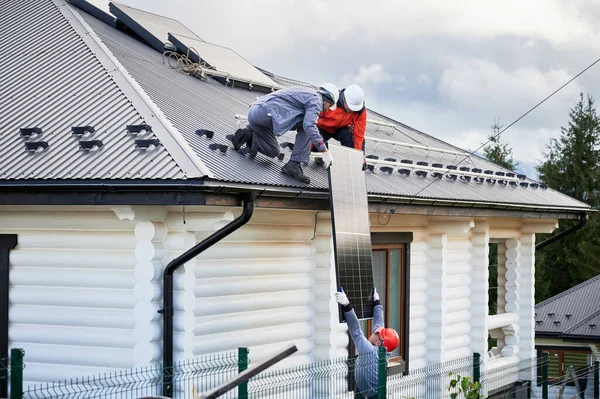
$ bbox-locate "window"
[351,233,411,361]
[536,347,592,385]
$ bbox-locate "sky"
[115,0,600,177]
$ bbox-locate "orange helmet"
[376,327,399,352]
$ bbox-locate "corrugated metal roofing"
[110,2,204,52]
[535,274,600,338]
[78,9,589,210]
[0,0,186,180]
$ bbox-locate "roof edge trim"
[56,0,214,179]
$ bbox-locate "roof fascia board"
[55,0,213,179]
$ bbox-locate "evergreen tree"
[536,93,600,301]
[483,120,519,171]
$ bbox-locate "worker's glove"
[372,287,379,302]
[335,288,350,306]
[321,150,333,170]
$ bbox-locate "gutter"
[160,192,255,397]
[536,212,587,251]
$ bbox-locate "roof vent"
[381,158,396,173]
[126,124,152,134]
[398,169,411,176]
[135,139,160,150]
[446,165,457,170]
[71,126,95,136]
[281,142,295,150]
[79,140,104,151]
[196,129,214,139]
[590,324,597,329]
[209,143,228,153]
[432,163,443,168]
[400,159,413,164]
[20,127,42,137]
[24,141,49,152]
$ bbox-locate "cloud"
[343,64,393,86]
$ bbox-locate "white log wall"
[0,205,557,392]
[1,209,139,384]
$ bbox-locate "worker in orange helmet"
[315,84,367,165]
[335,286,399,398]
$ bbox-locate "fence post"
[238,347,249,399]
[594,360,599,399]
[473,353,480,383]
[10,348,24,399]
[377,346,387,399]
[541,351,548,399]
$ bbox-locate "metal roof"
[78,9,589,211]
[109,2,204,53]
[0,0,591,212]
[535,274,600,339]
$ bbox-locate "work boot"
[315,157,325,166]
[282,161,311,184]
[229,128,252,151]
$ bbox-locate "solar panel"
[109,2,204,53]
[328,143,375,322]
[168,33,280,91]
[70,0,114,26]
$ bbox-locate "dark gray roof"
[1,0,209,180]
[0,0,591,213]
[535,274,600,339]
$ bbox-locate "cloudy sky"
[117,0,600,177]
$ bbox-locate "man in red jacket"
[315,84,366,165]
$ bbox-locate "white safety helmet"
[318,83,339,110]
[344,84,364,112]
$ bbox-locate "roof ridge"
[62,0,213,179]
[562,308,600,335]
[536,273,600,308]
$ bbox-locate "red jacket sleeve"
[353,109,367,150]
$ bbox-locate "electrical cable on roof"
[380,53,600,219]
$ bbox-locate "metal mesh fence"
[23,352,238,399]
[387,355,474,398]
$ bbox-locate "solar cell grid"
[328,144,375,321]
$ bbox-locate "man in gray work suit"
[336,287,400,398]
[228,84,338,184]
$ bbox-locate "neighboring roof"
[0,0,592,213]
[535,274,600,339]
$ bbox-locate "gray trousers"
[247,104,312,163]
